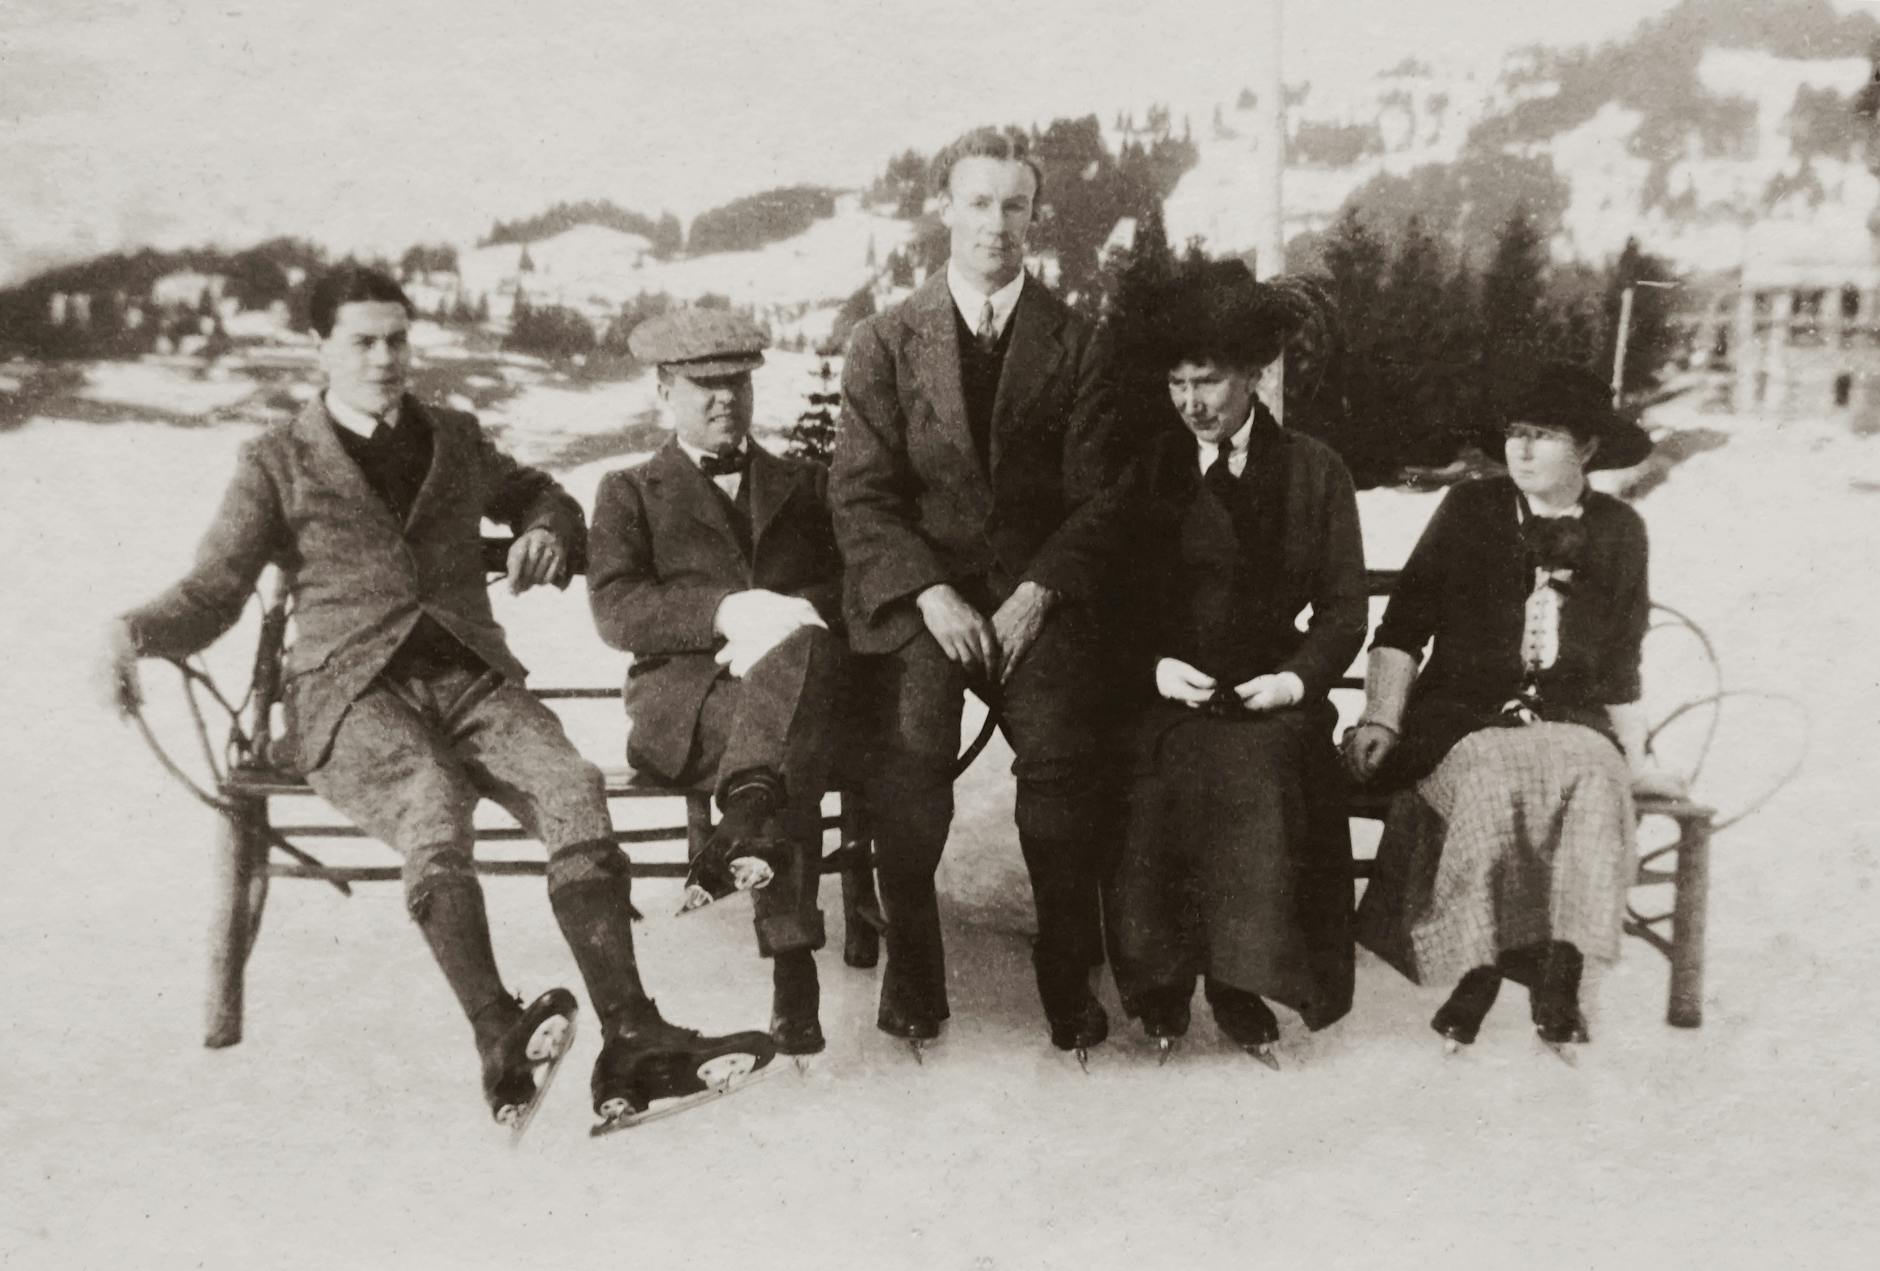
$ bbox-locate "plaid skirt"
[1355,722,1635,986]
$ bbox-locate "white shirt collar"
[675,435,747,468]
[1196,412,1254,476]
[325,391,389,439]
[946,262,1025,340]
[675,434,748,495]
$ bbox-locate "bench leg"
[838,798,883,970]
[684,794,712,863]
[204,794,266,1049]
[1666,815,1712,1029]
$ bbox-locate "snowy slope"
[2,384,1877,1269]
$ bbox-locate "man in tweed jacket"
[99,266,765,1128]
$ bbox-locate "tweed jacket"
[121,395,583,773]
[586,437,843,779]
[830,271,1123,653]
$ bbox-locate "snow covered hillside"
[2,375,1876,1268]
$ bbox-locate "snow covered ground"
[2,374,1876,1270]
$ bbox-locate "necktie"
[1205,443,1237,498]
[698,447,747,478]
[975,298,998,353]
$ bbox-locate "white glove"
[713,590,825,679]
[1233,672,1304,712]
[1155,657,1217,707]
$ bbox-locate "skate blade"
[1074,1047,1091,1075]
[1155,1038,1178,1067]
[586,1060,778,1135]
[906,1039,927,1065]
[1442,1038,1464,1057]
[589,1057,781,1137]
[502,1010,578,1146]
[1539,1038,1581,1068]
[1246,1044,1282,1072]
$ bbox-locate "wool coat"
[586,437,843,781]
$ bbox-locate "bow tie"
[698,447,747,478]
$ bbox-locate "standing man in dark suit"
[831,126,1125,1057]
[99,266,772,1131]
[588,309,847,1058]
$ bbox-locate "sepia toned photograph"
[2,1,1875,1266]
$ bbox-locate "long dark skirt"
[1108,703,1354,1030]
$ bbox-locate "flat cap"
[628,308,768,376]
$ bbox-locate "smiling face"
[319,300,411,418]
[660,367,754,454]
[1167,359,1258,447]
[1504,420,1598,499]
[939,155,1037,292]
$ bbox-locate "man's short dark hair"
[930,126,1045,203]
[308,265,414,339]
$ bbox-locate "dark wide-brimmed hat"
[1149,259,1316,372]
[1483,359,1654,471]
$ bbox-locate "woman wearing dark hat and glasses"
[1344,360,1682,1053]
[1106,262,1369,1064]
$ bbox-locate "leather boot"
[769,949,824,1055]
[550,874,652,1038]
[1431,966,1502,1047]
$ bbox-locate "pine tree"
[783,360,841,465]
[1481,204,1548,362]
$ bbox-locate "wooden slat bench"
[1336,570,1718,1029]
[194,544,884,1050]
[187,553,1718,1050]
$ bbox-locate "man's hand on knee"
[916,583,997,679]
[990,581,1057,686]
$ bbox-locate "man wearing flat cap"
[1106,259,1367,1063]
[831,125,1127,1058]
[588,307,847,1057]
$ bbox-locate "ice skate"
[1432,967,1502,1054]
[877,999,941,1063]
[1136,986,1192,1067]
[1048,997,1109,1074]
[770,951,824,1074]
[589,1006,778,1136]
[1531,942,1589,1065]
[474,988,579,1143]
[1206,979,1281,1071]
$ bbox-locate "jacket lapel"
[909,275,992,513]
[645,437,746,559]
[748,444,800,554]
[292,396,402,533]
[402,398,454,533]
[988,278,1065,476]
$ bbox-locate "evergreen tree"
[783,360,841,465]
[1480,204,1549,361]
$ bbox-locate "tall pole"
[1255,0,1287,421]
[1611,284,1636,408]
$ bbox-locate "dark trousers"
[857,595,1116,1023]
[629,625,846,956]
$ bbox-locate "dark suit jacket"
[587,437,843,778]
[122,395,584,772]
[830,271,1121,653]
